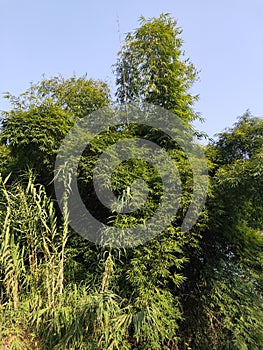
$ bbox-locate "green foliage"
[0,144,14,177]
[3,75,110,118]
[115,14,200,122]
[209,110,263,165]
[0,174,69,349]
[0,75,110,185]
[180,112,263,349]
[54,103,198,348]
[0,14,262,350]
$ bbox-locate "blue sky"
[1,0,263,139]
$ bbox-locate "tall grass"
[0,174,180,349]
[0,174,69,348]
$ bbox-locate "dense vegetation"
[0,14,262,350]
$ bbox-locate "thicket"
[0,14,262,350]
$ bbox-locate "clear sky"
[1,0,263,139]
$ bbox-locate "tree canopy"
[0,75,110,183]
[115,14,200,122]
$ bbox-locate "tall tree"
[115,13,200,122]
[109,14,207,348]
